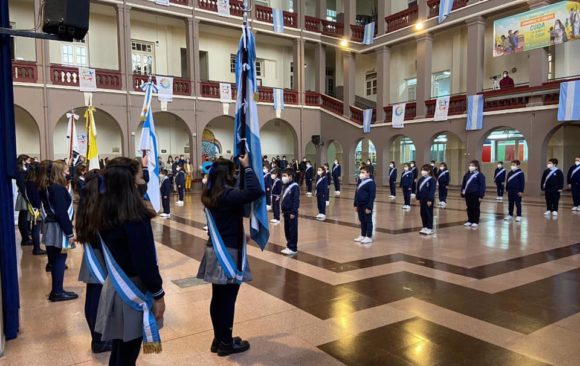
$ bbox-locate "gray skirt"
[42,222,76,249]
[78,246,107,284]
[15,193,27,211]
[196,246,253,285]
[95,277,145,342]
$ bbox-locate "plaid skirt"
[196,245,253,285]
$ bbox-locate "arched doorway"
[261,119,298,160]
[305,141,317,164]
[481,127,528,183]
[15,106,41,159]
[355,137,376,170]
[135,112,192,161]
[54,108,123,160]
[546,123,580,169]
[430,132,465,185]
[326,141,344,165]
[389,135,416,166]
[203,116,235,160]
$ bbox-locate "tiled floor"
[2,186,580,365]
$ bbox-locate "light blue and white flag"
[363,109,373,134]
[466,95,484,131]
[139,81,161,212]
[233,24,270,251]
[363,22,375,45]
[558,80,580,121]
[273,88,284,111]
[273,8,285,33]
[438,0,454,23]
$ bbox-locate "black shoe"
[217,338,250,357]
[91,340,113,354]
[48,291,78,302]
[33,249,47,256]
[21,240,33,246]
[45,263,52,272]
[211,337,241,353]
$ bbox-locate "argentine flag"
[273,88,284,111]
[273,8,284,33]
[362,22,375,45]
[363,109,373,134]
[558,80,580,121]
[139,81,161,213]
[233,25,270,250]
[466,95,484,131]
[438,0,454,24]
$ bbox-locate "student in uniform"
[175,163,186,207]
[504,160,525,222]
[25,162,46,256]
[400,163,414,210]
[315,166,328,221]
[270,169,282,225]
[388,161,397,199]
[74,165,88,199]
[461,160,486,228]
[280,169,300,255]
[365,159,375,178]
[417,164,437,235]
[332,159,341,196]
[159,169,171,218]
[430,160,439,176]
[541,158,565,217]
[410,161,418,197]
[263,164,272,210]
[304,161,314,197]
[324,163,331,206]
[567,156,580,211]
[15,154,32,246]
[39,160,78,302]
[353,166,376,245]
[494,161,506,202]
[437,162,450,208]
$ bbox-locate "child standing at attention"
[541,158,565,217]
[304,161,314,197]
[437,162,449,208]
[410,161,418,197]
[494,161,506,202]
[504,160,525,222]
[324,163,331,206]
[281,169,300,255]
[417,164,437,235]
[461,160,486,228]
[388,161,397,199]
[567,156,580,211]
[160,169,171,218]
[263,164,272,211]
[175,163,185,207]
[315,166,328,221]
[353,166,376,244]
[400,163,413,210]
[270,169,282,225]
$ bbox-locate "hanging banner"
[217,0,230,17]
[156,76,173,102]
[79,67,97,92]
[155,0,169,5]
[219,82,233,102]
[433,96,450,121]
[493,1,580,57]
[392,103,406,129]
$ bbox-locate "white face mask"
[497,165,503,169]
[359,173,367,180]
[404,167,409,171]
[318,171,323,176]
[263,168,268,173]
[547,163,554,169]
[389,164,394,168]
[430,164,435,167]
[439,167,445,171]
[421,170,429,177]
[202,177,208,185]
[282,177,290,184]
[335,161,338,165]
[576,161,580,166]
[511,166,518,171]
[410,163,415,167]
[307,164,311,168]
[469,166,476,172]
[271,174,276,180]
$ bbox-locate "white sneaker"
[504,216,513,221]
[471,223,479,228]
[267,205,272,211]
[203,225,208,231]
[464,222,472,227]
[515,216,522,222]
[326,201,330,206]
[389,195,396,199]
[317,214,326,221]
[440,202,447,208]
[159,213,169,218]
[552,211,558,217]
[544,211,551,216]
[411,193,416,198]
[270,219,280,224]
[354,236,364,242]
[404,205,411,210]
[499,197,503,202]
[572,206,578,211]
[361,237,373,244]
[306,192,312,197]
[335,191,341,196]
[424,229,433,236]
[281,248,297,255]
[419,228,428,234]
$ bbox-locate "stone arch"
[543,122,580,170]
[326,140,344,164]
[388,134,416,166]
[261,119,299,160]
[305,141,317,164]
[349,137,377,182]
[428,131,466,185]
[14,105,41,159]
[202,115,236,160]
[134,112,194,162]
[479,126,529,182]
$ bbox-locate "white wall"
[9,0,36,61]
[261,119,297,158]
[555,41,580,79]
[391,0,409,15]
[204,117,235,158]
[432,28,467,95]
[389,40,416,103]
[355,52,376,100]
[89,9,119,70]
[135,113,191,158]
[15,107,40,157]
[304,47,316,91]
[269,0,293,11]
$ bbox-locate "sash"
[462,172,479,195]
[402,171,413,179]
[507,170,523,183]
[494,168,505,180]
[272,178,281,198]
[204,208,247,284]
[419,176,432,191]
[83,244,106,285]
[98,234,162,354]
[357,178,372,191]
[411,167,417,175]
[543,168,559,189]
[437,170,448,182]
[571,165,580,179]
[316,176,326,187]
[282,182,298,203]
[305,167,312,176]
[46,188,75,252]
[333,165,339,174]
[389,168,396,177]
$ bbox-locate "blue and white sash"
[389,168,396,177]
[508,170,523,183]
[462,172,479,195]
[282,182,299,203]
[357,178,372,191]
[543,168,559,189]
[204,208,247,284]
[437,170,448,182]
[571,165,580,179]
[419,177,432,191]
[83,244,106,285]
[495,168,505,180]
[333,165,339,174]
[316,176,326,187]
[98,234,162,354]
[402,171,413,179]
[272,178,281,199]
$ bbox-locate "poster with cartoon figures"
[494,1,580,57]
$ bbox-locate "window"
[365,72,377,96]
[399,137,416,163]
[288,0,294,12]
[230,54,237,73]
[547,48,554,80]
[406,78,417,101]
[131,40,155,75]
[290,62,294,89]
[430,134,448,162]
[326,9,337,22]
[61,40,88,67]
[482,129,528,163]
[432,70,451,98]
[62,45,74,65]
[256,59,264,77]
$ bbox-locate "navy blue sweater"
[25,181,41,209]
[40,184,73,238]
[494,167,506,184]
[175,170,185,187]
[160,177,171,197]
[305,167,314,181]
[417,176,436,201]
[541,168,564,192]
[461,171,486,198]
[388,167,397,184]
[567,164,580,185]
[332,164,341,179]
[281,183,300,215]
[400,171,414,188]
[101,218,164,299]
[354,178,376,210]
[506,169,525,192]
[315,175,328,198]
[437,170,450,186]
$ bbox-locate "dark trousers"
[31,221,41,252]
[420,200,434,229]
[18,210,30,244]
[317,194,326,214]
[210,284,241,344]
[162,197,170,214]
[508,191,522,216]
[299,172,304,186]
[326,188,330,201]
[411,180,417,194]
[177,187,184,201]
[389,181,396,196]
[357,207,373,237]
[465,193,481,224]
[46,246,67,294]
[403,187,411,205]
[572,184,580,206]
[306,180,312,193]
[283,212,298,251]
[85,283,106,345]
[272,197,280,220]
[496,183,504,197]
[438,184,448,203]
[109,337,142,366]
[333,177,340,191]
[545,190,561,212]
[266,189,271,205]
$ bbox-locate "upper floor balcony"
[197,0,297,27]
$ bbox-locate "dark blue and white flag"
[363,22,375,45]
[466,94,484,131]
[363,109,373,134]
[438,0,454,23]
[139,81,161,212]
[558,80,580,121]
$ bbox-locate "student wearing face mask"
[159,169,171,219]
[353,166,376,245]
[437,162,449,208]
[410,161,418,197]
[430,160,439,177]
[315,166,328,221]
[324,163,332,206]
[504,160,525,222]
[365,159,375,178]
[461,160,486,228]
[494,161,506,202]
[388,161,397,199]
[417,165,437,235]
[263,164,272,211]
[541,158,564,217]
[567,156,580,211]
[332,160,341,196]
[281,169,300,255]
[400,163,414,210]
[304,161,314,197]
[175,163,185,207]
[270,169,282,225]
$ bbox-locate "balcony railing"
[169,0,189,5]
[199,81,297,104]
[384,102,416,122]
[349,106,376,125]
[12,60,37,83]
[254,5,297,28]
[197,0,243,15]
[132,74,191,96]
[425,95,467,117]
[321,20,344,37]
[350,25,364,42]
[50,65,122,90]
[305,91,321,106]
[200,80,235,99]
[427,0,469,19]
[321,94,344,115]
[305,16,322,32]
[385,6,418,33]
[95,69,122,90]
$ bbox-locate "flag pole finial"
[242,0,251,26]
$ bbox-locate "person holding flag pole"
[196,0,268,357]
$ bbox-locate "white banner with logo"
[392,103,406,129]
[220,83,233,102]
[157,76,174,102]
[79,67,97,92]
[434,96,450,121]
[217,0,230,17]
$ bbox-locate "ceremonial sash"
[357,178,372,191]
[495,168,505,180]
[508,170,523,183]
[402,171,413,179]
[83,244,106,285]
[419,177,432,191]
[282,182,298,203]
[46,188,75,252]
[316,176,326,187]
[571,165,580,179]
[98,234,162,354]
[462,173,479,195]
[389,169,396,177]
[272,179,281,197]
[305,167,312,175]
[543,169,559,189]
[204,208,247,284]
[333,165,339,174]
[437,170,448,182]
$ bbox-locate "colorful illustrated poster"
[493,1,580,57]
